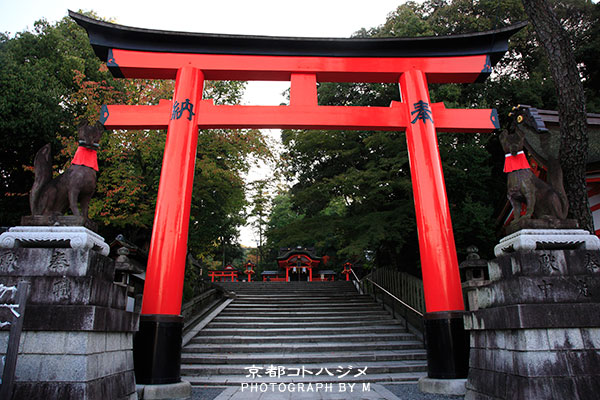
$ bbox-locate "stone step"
[212,314,393,323]
[225,298,382,309]
[217,282,355,285]
[224,291,360,296]
[228,290,359,293]
[233,291,364,296]
[217,283,356,290]
[232,290,360,294]
[226,301,378,308]
[196,325,407,337]
[189,332,415,344]
[231,298,370,304]
[180,360,427,376]
[228,292,360,297]
[183,372,426,385]
[228,303,377,309]
[183,340,423,354]
[219,309,386,317]
[180,349,427,365]
[185,280,426,387]
[206,319,403,329]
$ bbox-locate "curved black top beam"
[70,11,526,66]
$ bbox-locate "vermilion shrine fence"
[71,11,525,384]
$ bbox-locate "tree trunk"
[521,0,593,232]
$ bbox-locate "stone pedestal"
[0,225,110,256]
[464,230,600,400]
[0,228,138,400]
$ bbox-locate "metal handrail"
[364,277,424,317]
[350,268,362,282]
[350,268,423,317]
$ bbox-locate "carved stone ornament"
[0,226,109,256]
[494,229,600,257]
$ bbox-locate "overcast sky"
[1,0,401,37]
[1,0,404,246]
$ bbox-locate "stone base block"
[418,377,466,396]
[137,381,191,400]
[23,304,138,331]
[466,368,600,400]
[0,331,137,399]
[466,323,600,399]
[13,371,137,400]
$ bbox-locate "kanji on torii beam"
[71,10,525,384]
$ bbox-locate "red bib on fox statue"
[71,147,99,171]
[504,151,530,173]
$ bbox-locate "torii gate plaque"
[71,11,525,385]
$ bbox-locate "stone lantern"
[459,246,489,310]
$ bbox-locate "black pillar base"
[133,314,183,385]
[424,311,469,379]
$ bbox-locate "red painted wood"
[109,49,489,83]
[102,100,497,133]
[290,73,318,106]
[141,67,204,316]
[400,70,465,313]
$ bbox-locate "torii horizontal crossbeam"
[101,99,499,132]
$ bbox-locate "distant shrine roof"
[277,247,321,261]
[70,11,526,67]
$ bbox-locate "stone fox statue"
[499,121,568,223]
[30,122,104,219]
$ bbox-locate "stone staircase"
[181,281,427,386]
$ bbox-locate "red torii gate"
[71,11,525,385]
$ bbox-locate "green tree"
[0,12,120,225]
[0,12,272,267]
[267,0,600,270]
[521,0,594,231]
[247,180,273,268]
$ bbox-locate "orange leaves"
[71,68,124,124]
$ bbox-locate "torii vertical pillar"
[401,70,469,379]
[133,66,204,385]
